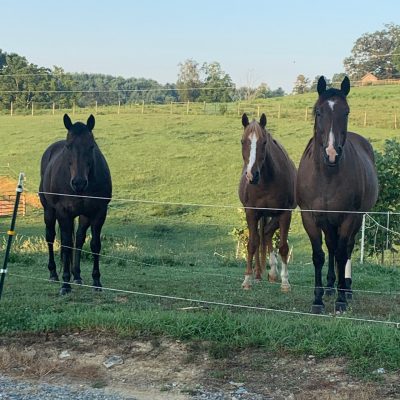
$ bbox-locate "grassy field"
[0,85,399,378]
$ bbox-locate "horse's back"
[40,140,66,179]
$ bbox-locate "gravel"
[0,375,135,400]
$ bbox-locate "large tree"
[292,74,310,94]
[344,23,400,80]
[199,61,235,102]
[176,59,201,102]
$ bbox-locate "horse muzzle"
[71,177,88,193]
[323,145,343,167]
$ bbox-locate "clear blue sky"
[1,0,398,92]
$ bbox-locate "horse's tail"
[259,216,267,276]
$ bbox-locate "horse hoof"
[311,304,324,314]
[281,285,291,293]
[59,287,71,296]
[345,291,353,300]
[325,287,336,296]
[335,302,347,313]
[268,274,277,283]
[242,284,251,290]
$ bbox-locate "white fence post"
[360,213,366,264]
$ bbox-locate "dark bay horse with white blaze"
[239,113,297,291]
[39,114,112,295]
[296,76,378,313]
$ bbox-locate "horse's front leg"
[73,215,91,284]
[90,211,107,291]
[242,210,259,289]
[301,212,325,313]
[324,226,338,296]
[58,216,74,295]
[335,237,349,312]
[278,211,292,293]
[44,207,58,281]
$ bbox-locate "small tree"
[362,139,400,262]
[292,74,310,94]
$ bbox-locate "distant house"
[360,73,378,85]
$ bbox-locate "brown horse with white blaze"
[238,113,297,291]
[296,76,378,313]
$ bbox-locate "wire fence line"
[7,272,400,328]
[36,190,400,216]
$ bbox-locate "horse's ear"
[260,113,267,129]
[63,114,73,130]
[87,114,95,131]
[341,76,350,96]
[317,76,326,95]
[242,113,249,128]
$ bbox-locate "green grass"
[0,84,400,378]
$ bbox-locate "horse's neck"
[261,136,278,179]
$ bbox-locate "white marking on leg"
[268,251,278,282]
[242,274,252,289]
[328,100,336,111]
[280,261,290,291]
[345,259,352,279]
[246,133,257,180]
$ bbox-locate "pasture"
[0,85,399,389]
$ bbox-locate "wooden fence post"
[186,101,190,115]
[305,107,308,121]
[10,102,13,116]
[95,101,98,114]
[141,100,144,114]
[257,105,260,118]
[118,100,121,115]
[237,102,240,116]
[170,101,173,114]
[31,102,34,116]
[278,104,281,119]
[364,111,367,127]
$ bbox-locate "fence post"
[95,101,98,114]
[31,102,34,116]
[203,101,206,114]
[141,100,144,114]
[186,101,190,115]
[395,113,397,129]
[360,213,366,264]
[237,102,240,116]
[10,102,13,116]
[364,111,367,127]
[170,101,173,115]
[305,107,308,121]
[278,104,281,119]
[257,105,260,118]
[386,212,390,250]
[0,172,25,301]
[118,100,121,115]
[52,102,55,115]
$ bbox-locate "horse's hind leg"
[324,227,338,296]
[264,217,279,283]
[44,207,58,281]
[73,215,91,284]
[90,212,107,291]
[278,211,291,293]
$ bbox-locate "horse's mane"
[69,122,92,136]
[313,88,348,116]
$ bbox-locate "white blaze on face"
[328,100,336,111]
[325,123,338,163]
[246,132,257,180]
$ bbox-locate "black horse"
[39,114,112,295]
[296,76,378,313]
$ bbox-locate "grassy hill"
[0,84,399,377]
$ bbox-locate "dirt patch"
[0,176,42,209]
[0,332,398,399]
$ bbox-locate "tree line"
[293,23,400,94]
[0,23,399,108]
